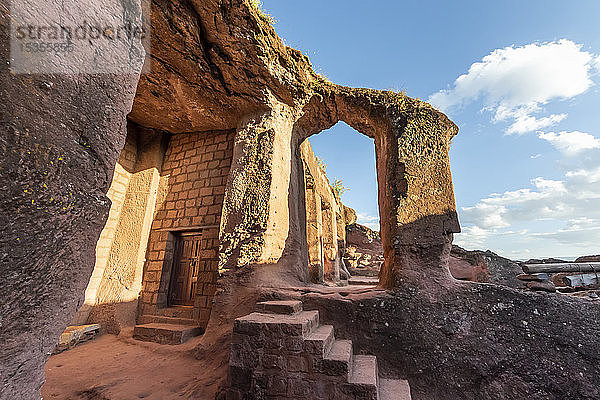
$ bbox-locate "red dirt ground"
[42,329,225,400]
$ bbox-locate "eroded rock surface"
[130,0,317,133]
[344,223,384,277]
[0,41,144,400]
[525,257,568,264]
[449,245,524,289]
[0,1,145,398]
[301,282,600,400]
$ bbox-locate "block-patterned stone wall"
[138,130,234,327]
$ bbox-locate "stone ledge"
[256,300,303,315]
[379,378,412,400]
[53,324,101,354]
[234,310,319,338]
[314,339,353,379]
[133,323,203,345]
[304,324,335,356]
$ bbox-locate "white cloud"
[453,225,490,248]
[564,217,598,230]
[566,165,600,183]
[356,213,380,231]
[461,178,568,229]
[539,131,600,155]
[429,39,598,134]
[532,177,567,193]
[458,152,600,256]
[460,203,509,229]
[432,39,600,257]
[531,218,600,248]
[501,110,567,135]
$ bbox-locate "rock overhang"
[128,0,318,133]
[127,0,458,141]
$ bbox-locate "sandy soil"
[42,329,224,400]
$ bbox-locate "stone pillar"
[321,201,340,282]
[376,106,460,288]
[305,179,324,283]
[336,210,351,281]
[219,96,309,282]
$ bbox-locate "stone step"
[348,276,379,286]
[315,339,353,379]
[138,315,198,326]
[350,355,378,386]
[234,310,319,338]
[133,323,203,345]
[256,300,303,315]
[152,305,195,319]
[344,355,378,400]
[54,324,101,354]
[379,378,412,400]
[304,324,335,357]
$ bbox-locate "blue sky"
[261,0,600,259]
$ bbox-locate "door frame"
[167,230,203,307]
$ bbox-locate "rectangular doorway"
[168,231,202,306]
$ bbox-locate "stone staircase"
[227,300,411,400]
[133,306,203,345]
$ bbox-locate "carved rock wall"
[137,129,234,327]
[302,282,600,400]
[0,3,144,398]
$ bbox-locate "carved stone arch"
[293,82,460,288]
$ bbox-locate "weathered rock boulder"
[525,257,567,264]
[301,281,600,400]
[344,223,384,277]
[343,205,357,225]
[575,255,600,262]
[346,223,382,252]
[449,245,524,289]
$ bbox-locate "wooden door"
[168,232,202,306]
